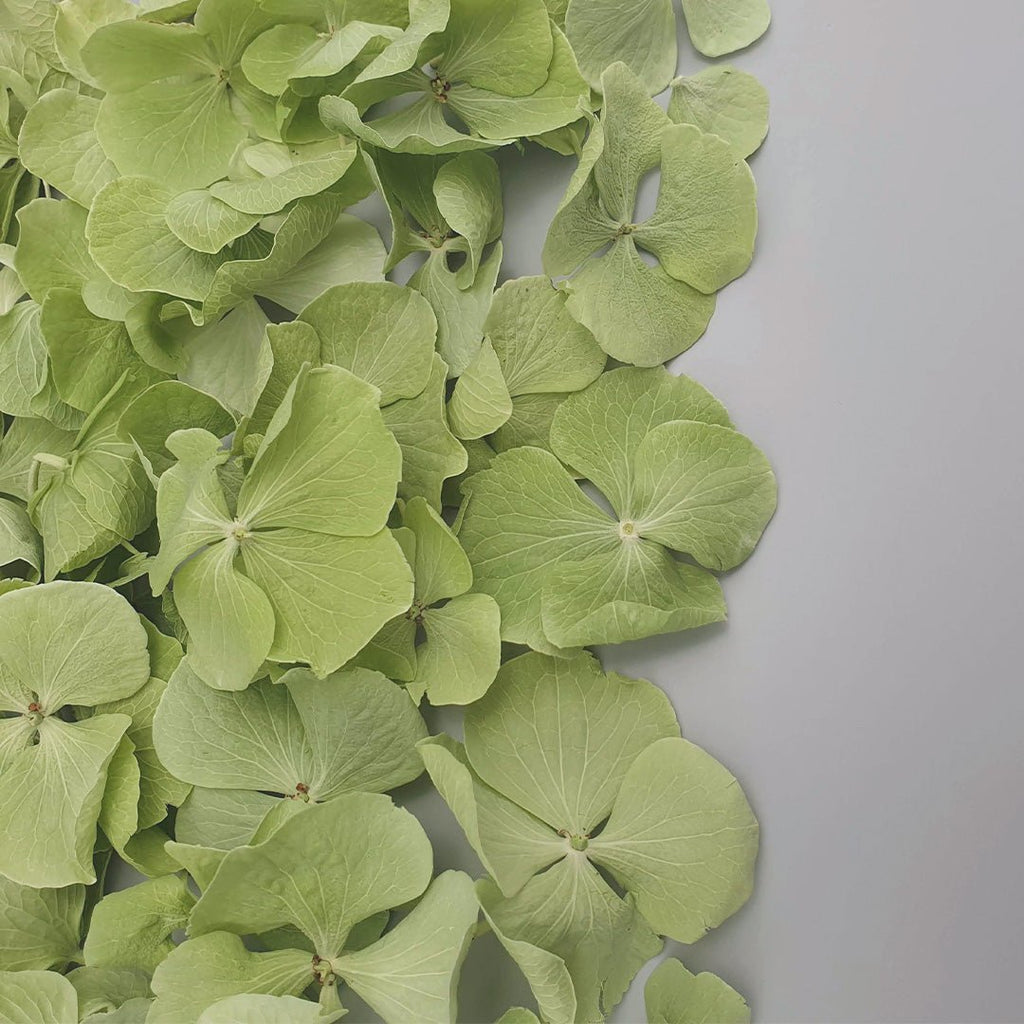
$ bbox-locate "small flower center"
[227,520,251,543]
[618,520,638,539]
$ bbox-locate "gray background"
[400,1,1024,1021]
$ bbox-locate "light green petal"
[332,871,478,1024]
[433,151,502,286]
[17,89,117,206]
[447,26,588,142]
[411,242,502,378]
[415,592,501,705]
[497,1010,540,1024]
[485,276,605,396]
[86,177,224,300]
[351,0,451,85]
[0,301,47,417]
[14,198,100,303]
[0,876,84,971]
[189,793,433,957]
[565,0,676,96]
[0,417,75,503]
[478,856,661,1022]
[590,737,759,942]
[448,339,512,440]
[119,381,234,478]
[148,932,311,1024]
[172,541,275,692]
[0,970,79,1024]
[630,420,777,570]
[401,496,471,605]
[668,66,769,159]
[41,288,161,412]
[418,735,564,896]
[200,193,344,323]
[197,994,329,1024]
[593,62,670,224]
[297,281,436,405]
[645,958,751,1024]
[351,614,417,682]
[540,542,726,649]
[164,189,261,254]
[458,446,616,650]
[66,964,151,1020]
[679,0,770,58]
[239,363,401,536]
[210,138,358,215]
[0,580,150,710]
[0,714,130,887]
[491,393,564,454]
[178,300,272,418]
[84,874,196,974]
[0,495,40,582]
[97,733,141,851]
[53,0,137,89]
[239,527,413,678]
[564,236,716,365]
[81,19,216,92]
[436,0,552,96]
[259,214,386,314]
[634,124,758,294]
[549,366,731,516]
[175,786,280,851]
[465,651,678,835]
[382,353,468,509]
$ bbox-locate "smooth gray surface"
[406,2,1024,1021]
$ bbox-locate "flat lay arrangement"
[0,0,775,1020]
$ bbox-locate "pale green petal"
[0,580,150,710]
[210,138,358,215]
[86,177,224,300]
[630,420,777,570]
[447,27,588,141]
[418,735,564,896]
[0,301,47,417]
[0,495,40,582]
[197,994,328,1024]
[415,592,501,705]
[172,541,275,692]
[668,66,769,159]
[41,288,161,412]
[382,353,468,509]
[633,124,758,293]
[491,393,564,454]
[0,417,75,503]
[53,0,137,89]
[178,300,272,418]
[14,198,100,302]
[164,189,261,254]
[477,882,577,1024]
[0,971,79,1024]
[0,714,130,887]
[478,856,661,1022]
[189,793,433,957]
[590,737,759,942]
[400,496,471,605]
[297,281,436,405]
[239,363,401,536]
[239,527,414,678]
[352,0,450,85]
[436,0,552,96]
[411,243,502,377]
[175,786,280,850]
[549,366,731,516]
[540,543,726,649]
[447,339,512,440]
[465,651,678,834]
[84,874,195,974]
[433,151,502,286]
[645,958,751,1024]
[564,236,716,365]
[332,871,478,1024]
[17,89,118,206]
[679,0,770,58]
[66,964,150,1019]
[259,214,386,314]
[565,0,676,96]
[148,932,311,1024]
[485,276,605,396]
[0,876,84,971]
[96,733,141,851]
[458,446,616,650]
[497,1010,540,1024]
[351,614,417,682]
